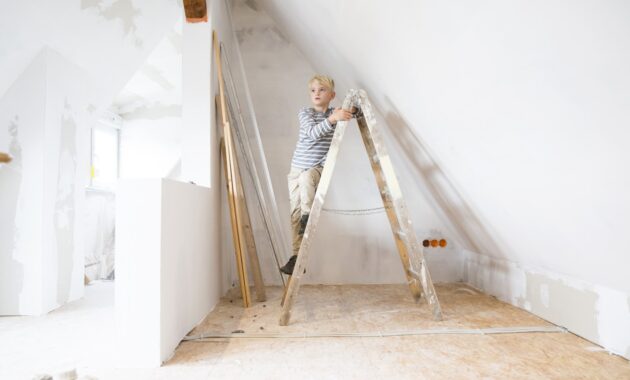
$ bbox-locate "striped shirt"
[291,106,337,169]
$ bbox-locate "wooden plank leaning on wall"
[214,30,266,306]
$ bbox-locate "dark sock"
[298,214,309,235]
[280,255,297,275]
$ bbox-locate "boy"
[280,74,359,275]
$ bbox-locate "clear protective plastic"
[220,36,289,285]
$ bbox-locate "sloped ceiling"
[254,0,630,293]
[0,0,181,111]
[112,18,183,118]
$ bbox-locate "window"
[90,111,121,191]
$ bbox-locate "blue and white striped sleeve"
[298,108,336,140]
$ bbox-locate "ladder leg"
[278,194,324,325]
[280,275,291,307]
[279,95,355,326]
[357,119,423,302]
[278,180,330,325]
[355,92,442,320]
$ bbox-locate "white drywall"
[255,0,630,358]
[116,178,221,367]
[230,1,462,285]
[0,0,185,315]
[0,0,181,110]
[0,48,92,315]
[84,190,116,280]
[115,1,235,366]
[0,51,47,315]
[117,20,184,181]
[465,250,630,360]
[181,17,212,186]
[119,117,182,179]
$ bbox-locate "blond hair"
[308,74,335,91]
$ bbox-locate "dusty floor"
[0,281,117,379]
[168,284,630,380]
[1,282,629,379]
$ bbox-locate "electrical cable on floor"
[183,325,567,341]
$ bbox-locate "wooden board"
[215,32,266,305]
[221,133,251,307]
[215,31,251,307]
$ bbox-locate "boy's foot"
[280,255,297,275]
[280,255,306,275]
[298,214,309,235]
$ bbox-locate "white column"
[182,19,213,187]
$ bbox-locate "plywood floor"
[164,283,630,380]
[14,283,626,379]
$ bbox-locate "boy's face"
[309,81,335,108]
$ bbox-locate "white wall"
[0,0,181,110]
[0,48,91,315]
[117,19,184,180]
[181,17,212,186]
[0,51,47,315]
[114,0,241,366]
[256,0,630,358]
[119,117,182,179]
[230,1,462,285]
[0,0,184,315]
[84,190,116,280]
[116,178,221,367]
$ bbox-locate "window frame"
[87,111,121,192]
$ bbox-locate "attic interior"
[1,0,629,379]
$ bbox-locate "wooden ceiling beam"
[183,0,208,23]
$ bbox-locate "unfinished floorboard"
[165,283,630,379]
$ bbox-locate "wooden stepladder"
[279,90,443,325]
[214,31,266,307]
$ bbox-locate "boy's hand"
[328,107,353,124]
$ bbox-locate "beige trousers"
[287,166,323,255]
